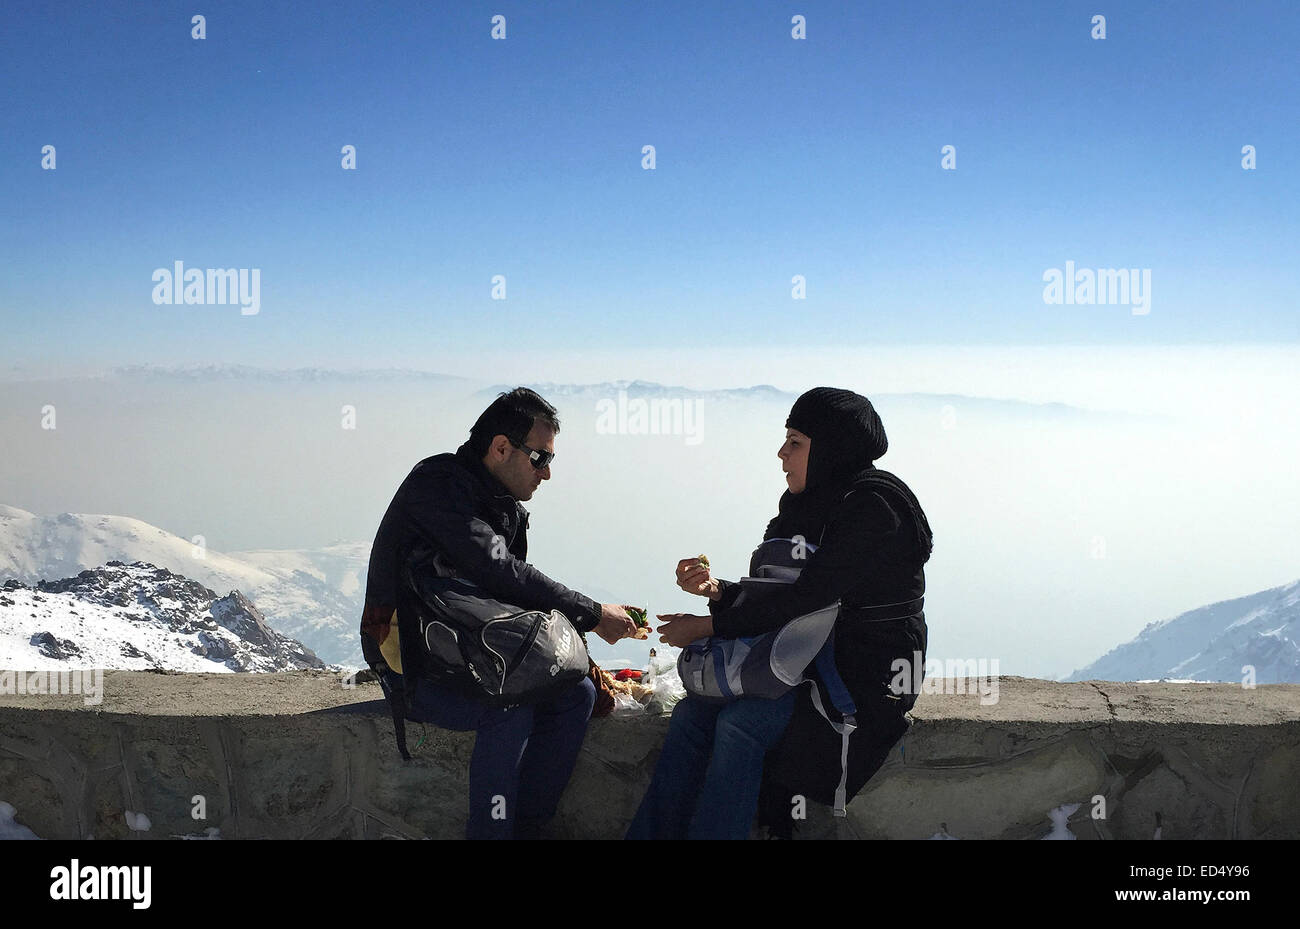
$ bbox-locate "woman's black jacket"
[708,467,931,817]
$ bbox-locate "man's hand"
[655,613,713,648]
[594,603,638,645]
[676,557,721,601]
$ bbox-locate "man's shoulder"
[401,450,513,504]
[409,451,462,475]
[404,450,470,480]
[391,452,472,497]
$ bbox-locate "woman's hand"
[655,613,714,648]
[675,556,721,601]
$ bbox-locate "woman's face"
[778,428,810,494]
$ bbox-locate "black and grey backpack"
[401,565,589,708]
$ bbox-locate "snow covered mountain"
[1066,578,1300,683]
[0,505,366,666]
[0,561,324,672]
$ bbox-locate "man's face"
[487,420,555,501]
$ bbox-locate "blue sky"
[2,0,1297,374]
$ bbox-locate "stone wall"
[1,671,1297,839]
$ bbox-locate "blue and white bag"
[677,538,837,702]
[674,536,880,816]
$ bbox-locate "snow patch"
[1042,802,1080,840]
[0,801,40,839]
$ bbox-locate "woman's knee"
[715,696,795,747]
[666,695,719,744]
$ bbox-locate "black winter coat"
[708,466,931,822]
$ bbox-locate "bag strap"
[843,596,925,623]
[807,638,857,818]
[813,638,857,718]
[375,665,412,761]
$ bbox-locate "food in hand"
[625,607,651,639]
[697,554,709,569]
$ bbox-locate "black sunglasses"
[509,438,555,470]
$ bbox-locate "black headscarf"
[763,388,889,544]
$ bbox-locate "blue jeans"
[626,690,797,840]
[401,673,596,840]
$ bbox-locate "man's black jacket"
[360,441,601,671]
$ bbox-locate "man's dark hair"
[468,387,561,458]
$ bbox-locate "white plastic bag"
[644,651,686,715]
[610,690,645,717]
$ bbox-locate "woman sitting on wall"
[626,387,933,839]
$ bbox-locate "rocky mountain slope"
[0,561,325,672]
[1067,578,1300,683]
[0,505,364,665]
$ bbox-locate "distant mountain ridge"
[0,561,324,672]
[108,364,470,383]
[480,380,796,402]
[480,381,1164,421]
[1,364,1161,422]
[1067,578,1300,683]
